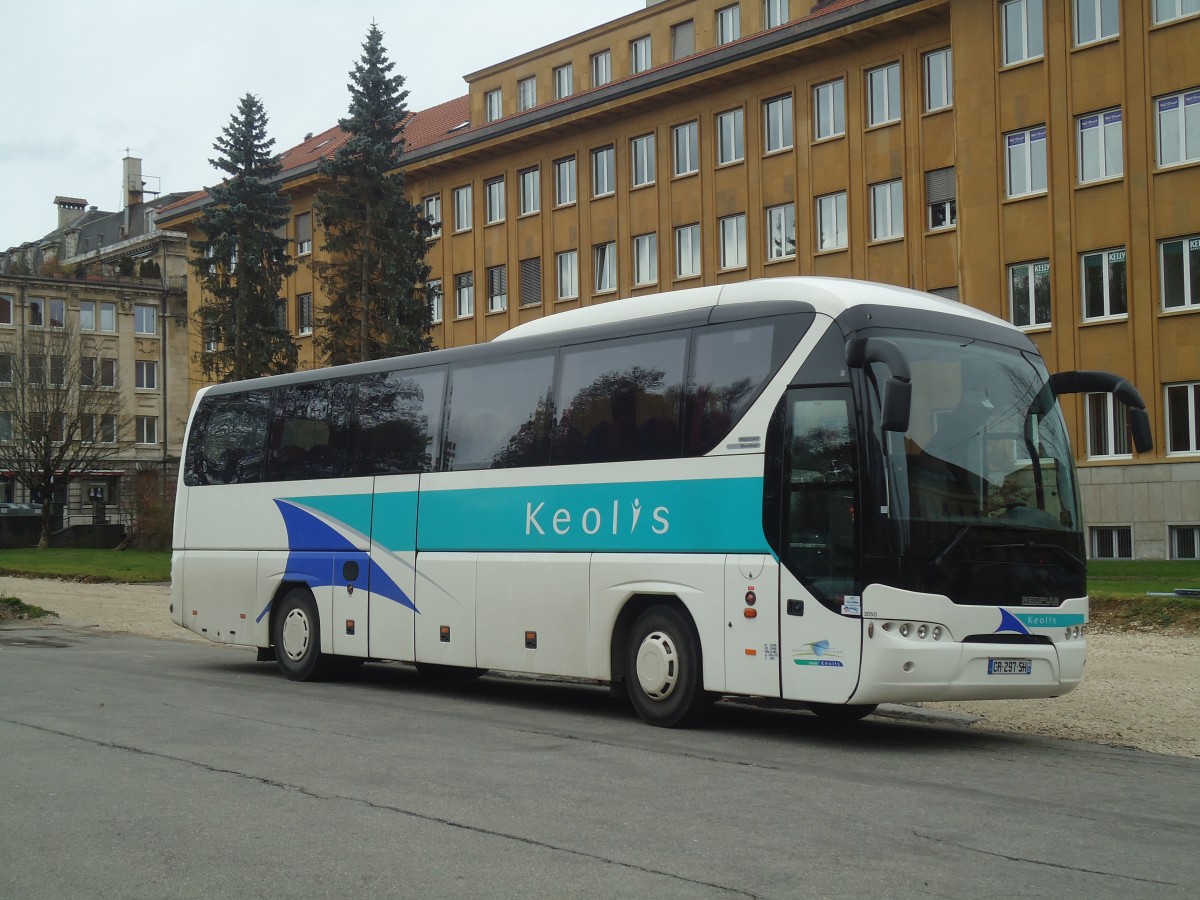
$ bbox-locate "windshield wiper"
[985,541,1085,570]
[931,524,975,568]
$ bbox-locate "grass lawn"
[1087,559,1200,599]
[0,548,170,583]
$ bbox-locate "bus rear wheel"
[272,588,330,681]
[625,605,712,728]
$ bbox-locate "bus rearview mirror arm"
[847,337,912,433]
[1048,370,1154,454]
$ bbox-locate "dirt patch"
[2,574,1196,758]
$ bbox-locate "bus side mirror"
[1048,370,1154,454]
[847,337,911,433]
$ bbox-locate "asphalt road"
[1,624,1197,899]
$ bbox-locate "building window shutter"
[926,167,956,204]
[520,257,542,306]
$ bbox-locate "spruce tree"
[313,24,435,366]
[190,93,297,382]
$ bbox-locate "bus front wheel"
[625,605,712,728]
[272,588,330,681]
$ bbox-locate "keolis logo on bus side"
[525,497,670,538]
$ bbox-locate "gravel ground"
[3,574,1197,759]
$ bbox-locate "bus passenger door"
[778,388,863,704]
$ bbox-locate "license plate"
[988,658,1032,675]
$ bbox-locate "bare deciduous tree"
[0,323,130,548]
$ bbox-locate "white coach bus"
[171,277,1151,726]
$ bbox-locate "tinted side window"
[185,391,270,486]
[685,322,776,454]
[443,353,555,470]
[553,332,687,464]
[351,368,446,475]
[265,381,352,482]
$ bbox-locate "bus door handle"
[786,600,804,617]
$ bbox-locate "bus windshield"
[863,332,1085,604]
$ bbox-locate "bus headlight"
[899,623,910,637]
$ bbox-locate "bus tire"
[807,702,877,722]
[272,588,330,681]
[625,604,712,728]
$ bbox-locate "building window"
[202,313,218,353]
[594,242,617,293]
[930,287,961,302]
[591,50,612,87]
[49,299,65,329]
[295,212,312,255]
[719,214,747,270]
[1075,0,1119,46]
[763,94,793,152]
[1155,87,1200,168]
[1087,392,1131,457]
[1089,525,1132,559]
[136,416,158,445]
[428,279,443,324]
[487,265,507,313]
[1161,234,1200,309]
[1002,0,1045,66]
[99,358,115,388]
[672,20,695,59]
[870,179,904,241]
[0,412,11,442]
[77,300,95,331]
[518,167,540,215]
[557,250,579,300]
[1170,525,1200,559]
[48,355,64,386]
[100,414,117,443]
[1166,382,1200,454]
[817,192,848,251]
[631,35,652,74]
[297,293,313,335]
[716,108,745,165]
[631,134,656,187]
[867,62,901,127]
[135,359,157,390]
[926,167,956,230]
[453,185,473,231]
[1006,125,1048,197]
[554,156,576,205]
[0,352,10,383]
[485,176,505,224]
[716,4,741,44]
[764,0,789,28]
[98,301,116,332]
[423,194,442,238]
[1154,0,1200,24]
[519,257,542,306]
[274,297,287,332]
[28,354,45,384]
[2,294,16,325]
[1010,260,1052,328]
[766,203,796,260]
[673,121,699,176]
[485,89,502,122]
[553,64,574,100]
[1078,108,1123,183]
[592,145,616,196]
[675,224,701,278]
[814,79,845,139]
[924,48,952,112]
[517,76,536,112]
[134,304,157,335]
[455,273,475,318]
[633,233,658,285]
[27,297,44,327]
[1082,248,1127,319]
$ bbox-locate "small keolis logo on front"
[525,497,669,537]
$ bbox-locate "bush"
[118,256,136,276]
[129,470,175,550]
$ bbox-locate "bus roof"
[494,276,1003,342]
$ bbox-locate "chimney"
[54,196,87,230]
[124,156,144,207]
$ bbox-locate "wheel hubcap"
[635,630,679,700]
[281,608,311,662]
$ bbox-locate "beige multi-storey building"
[159,0,1200,559]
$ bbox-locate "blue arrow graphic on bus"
[994,608,1032,636]
[274,499,417,613]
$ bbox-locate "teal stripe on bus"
[416,477,769,554]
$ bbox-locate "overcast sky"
[0,0,642,252]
